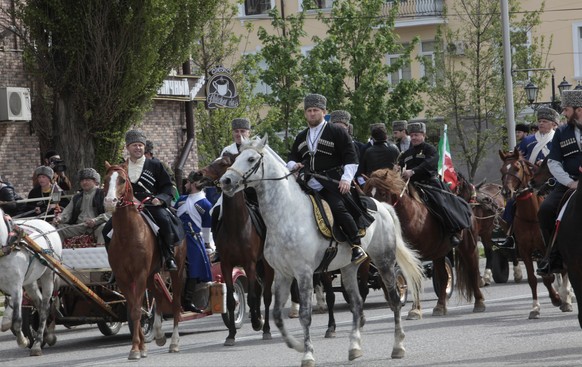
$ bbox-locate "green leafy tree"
[256,7,307,152]
[9,0,218,177]
[302,0,426,141]
[426,0,548,181]
[191,2,266,165]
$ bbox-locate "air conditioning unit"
[0,87,32,122]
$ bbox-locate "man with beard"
[537,90,582,275]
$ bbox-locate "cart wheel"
[221,278,246,329]
[127,301,155,343]
[491,250,510,284]
[97,321,122,336]
[432,257,455,299]
[395,266,408,306]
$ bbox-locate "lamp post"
[513,68,572,112]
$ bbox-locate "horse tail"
[384,203,424,305]
[455,229,480,302]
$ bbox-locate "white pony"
[0,208,62,356]
[220,136,424,367]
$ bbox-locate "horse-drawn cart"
[18,235,247,347]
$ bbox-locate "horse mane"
[364,168,422,202]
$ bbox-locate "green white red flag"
[437,124,458,191]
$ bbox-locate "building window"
[244,0,273,16]
[298,0,333,11]
[253,58,272,96]
[574,22,582,79]
[419,40,436,81]
[387,43,412,85]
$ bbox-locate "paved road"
[0,261,580,367]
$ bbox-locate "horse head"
[363,168,407,205]
[103,161,134,212]
[199,152,238,187]
[220,135,269,197]
[499,150,534,199]
[529,157,555,195]
[455,171,476,203]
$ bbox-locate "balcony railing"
[383,0,444,18]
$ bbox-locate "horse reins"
[226,150,296,188]
[110,167,139,208]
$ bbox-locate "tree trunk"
[52,94,96,188]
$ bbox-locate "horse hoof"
[141,350,148,358]
[252,319,264,332]
[473,301,486,313]
[30,348,42,357]
[301,359,315,367]
[288,310,299,319]
[406,310,422,320]
[262,332,272,340]
[432,307,447,316]
[528,310,540,319]
[128,351,141,360]
[17,336,29,349]
[1,321,11,332]
[155,335,167,347]
[169,343,179,353]
[391,347,406,359]
[560,303,573,312]
[349,348,363,361]
[513,266,523,283]
[45,334,57,346]
[224,338,235,346]
[551,298,562,308]
[324,330,336,338]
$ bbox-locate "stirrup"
[351,245,368,265]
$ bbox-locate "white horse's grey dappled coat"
[219,136,424,367]
[0,209,62,356]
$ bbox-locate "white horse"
[0,208,62,356]
[219,136,424,367]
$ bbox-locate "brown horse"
[364,168,485,318]
[103,162,187,360]
[454,173,523,285]
[499,150,572,318]
[199,154,274,345]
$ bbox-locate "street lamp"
[512,68,573,112]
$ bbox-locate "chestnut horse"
[364,168,485,318]
[103,162,187,360]
[199,153,275,345]
[499,150,572,318]
[454,173,522,285]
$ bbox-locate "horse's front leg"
[246,262,264,332]
[221,262,237,346]
[340,265,364,362]
[431,257,448,316]
[375,259,406,359]
[169,269,184,353]
[28,273,55,356]
[9,288,28,349]
[322,273,337,338]
[556,273,573,312]
[296,273,316,367]
[522,256,542,319]
[1,295,13,332]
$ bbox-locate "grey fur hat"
[330,110,351,126]
[145,140,154,154]
[231,118,251,130]
[125,129,147,146]
[78,168,101,184]
[408,122,426,134]
[392,120,408,131]
[34,166,54,180]
[561,90,582,108]
[304,94,327,110]
[369,123,386,133]
[536,107,560,124]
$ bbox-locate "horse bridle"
[502,159,532,198]
[225,148,295,187]
[109,167,137,208]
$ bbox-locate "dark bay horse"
[103,162,187,360]
[364,168,485,318]
[454,173,522,285]
[499,150,572,318]
[199,153,274,345]
[547,167,582,328]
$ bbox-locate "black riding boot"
[182,279,204,313]
[351,244,367,265]
[536,245,564,276]
[497,235,515,250]
[160,235,177,271]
